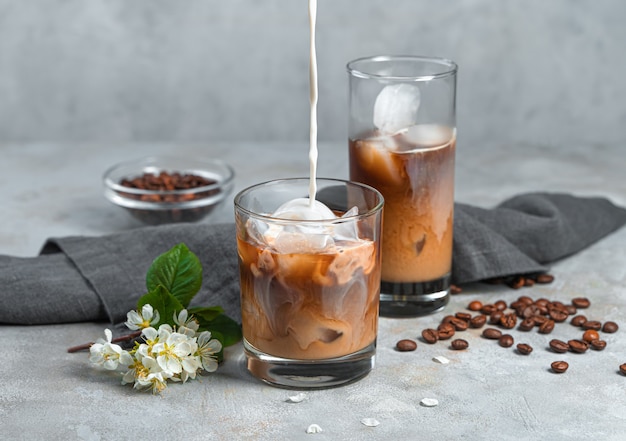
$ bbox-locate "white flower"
[124,304,160,330]
[173,309,200,336]
[89,329,132,371]
[196,331,222,373]
[133,356,171,394]
[152,331,194,375]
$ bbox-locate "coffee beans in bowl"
[103,156,235,225]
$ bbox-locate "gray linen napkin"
[1,193,625,326]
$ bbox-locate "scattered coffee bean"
[498,334,514,348]
[582,320,602,331]
[522,305,541,319]
[508,276,525,289]
[450,284,462,294]
[441,315,455,324]
[524,278,535,287]
[568,339,589,353]
[449,317,469,331]
[533,315,549,326]
[572,297,591,309]
[470,314,487,328]
[421,329,439,344]
[570,315,588,327]
[549,308,569,323]
[518,296,534,306]
[565,305,577,315]
[517,343,533,355]
[483,328,503,340]
[489,311,504,324]
[396,339,417,351]
[582,329,600,343]
[549,339,570,353]
[602,321,619,333]
[535,273,554,284]
[590,339,607,351]
[481,304,496,315]
[535,298,550,308]
[468,300,483,311]
[437,323,455,340]
[551,361,569,373]
[499,313,517,329]
[494,300,508,311]
[518,318,535,332]
[620,364,626,376]
[455,312,472,321]
[538,319,555,334]
[451,339,469,350]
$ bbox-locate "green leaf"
[137,285,184,327]
[146,243,202,308]
[195,313,242,347]
[188,306,224,323]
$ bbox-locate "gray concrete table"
[1,141,625,440]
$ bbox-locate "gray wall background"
[1,0,625,150]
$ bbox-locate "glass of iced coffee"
[234,178,383,388]
[347,55,457,317]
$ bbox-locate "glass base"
[243,340,376,389]
[379,274,451,317]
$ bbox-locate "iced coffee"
[234,178,383,388]
[347,56,458,316]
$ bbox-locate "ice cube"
[332,206,359,242]
[273,198,336,220]
[272,230,335,254]
[373,83,421,135]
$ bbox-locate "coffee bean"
[549,308,568,323]
[449,317,469,331]
[517,296,534,306]
[549,339,570,353]
[508,276,525,289]
[551,361,569,373]
[568,339,589,353]
[518,318,535,332]
[455,312,472,321]
[572,297,591,309]
[499,313,517,329]
[524,277,535,287]
[582,320,602,331]
[421,329,439,344]
[517,343,533,355]
[582,329,600,343]
[620,364,626,376]
[538,319,555,334]
[489,311,503,324]
[451,339,469,350]
[468,300,483,312]
[498,334,514,348]
[396,339,417,351]
[565,305,577,315]
[590,339,607,351]
[535,298,550,308]
[602,321,619,333]
[437,323,455,340]
[450,284,463,294]
[535,273,554,284]
[533,315,549,326]
[470,314,487,328]
[481,304,496,315]
[522,305,541,319]
[570,315,587,327]
[441,315,455,324]
[482,328,503,340]
[494,300,508,311]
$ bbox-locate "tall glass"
[347,55,457,317]
[234,178,383,388]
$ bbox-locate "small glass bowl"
[103,156,235,225]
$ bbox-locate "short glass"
[234,178,383,388]
[347,55,457,317]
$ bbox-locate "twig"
[67,331,142,353]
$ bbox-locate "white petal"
[432,356,450,364]
[420,398,439,407]
[142,327,158,341]
[141,304,154,320]
[103,329,113,343]
[361,418,380,427]
[306,424,323,434]
[286,393,307,403]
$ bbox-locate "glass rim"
[346,55,458,81]
[234,177,384,224]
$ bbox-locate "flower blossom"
[89,329,133,371]
[196,331,222,373]
[173,309,200,336]
[124,304,160,330]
